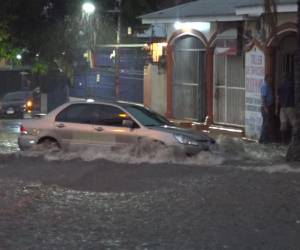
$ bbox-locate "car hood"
[149,125,214,142]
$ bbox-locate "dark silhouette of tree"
[0,0,164,69]
[263,0,300,161]
[286,0,300,161]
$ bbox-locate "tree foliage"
[0,0,192,73]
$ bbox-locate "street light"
[82,2,95,15]
[82,1,96,98]
[81,1,96,51]
[16,54,22,60]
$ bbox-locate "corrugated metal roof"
[140,0,297,20]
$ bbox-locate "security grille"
[173,36,206,121]
[214,53,245,126]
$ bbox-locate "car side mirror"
[122,119,135,129]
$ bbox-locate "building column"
[206,47,214,125]
[265,46,276,88]
[166,44,173,118]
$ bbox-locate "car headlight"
[174,134,199,146]
[26,100,33,108]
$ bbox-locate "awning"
[215,28,238,55]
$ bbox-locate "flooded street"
[1,0,300,248]
[0,119,300,249]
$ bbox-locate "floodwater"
[0,118,297,173]
[1,119,300,250]
[0,121,299,173]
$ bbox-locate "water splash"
[2,135,298,173]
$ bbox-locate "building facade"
[141,0,298,139]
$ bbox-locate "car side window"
[55,104,93,124]
[93,104,131,127]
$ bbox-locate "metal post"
[115,0,122,98]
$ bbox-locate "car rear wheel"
[37,138,60,151]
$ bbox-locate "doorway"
[173,36,207,121]
[214,53,245,126]
[275,35,297,89]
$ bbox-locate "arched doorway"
[267,26,297,142]
[275,34,297,89]
[172,35,207,121]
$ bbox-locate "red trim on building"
[208,31,218,47]
[244,39,265,53]
[265,23,297,91]
[266,22,297,47]
[265,47,276,88]
[168,30,209,46]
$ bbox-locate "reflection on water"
[0,119,23,153]
[0,119,22,133]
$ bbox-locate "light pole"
[115,0,122,98]
[82,1,96,49]
[82,1,96,98]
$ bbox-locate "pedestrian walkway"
[171,119,245,139]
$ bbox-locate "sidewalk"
[171,119,245,139]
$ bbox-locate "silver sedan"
[18,100,215,155]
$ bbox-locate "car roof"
[4,90,32,95]
[68,99,145,108]
[2,90,33,99]
[46,99,146,120]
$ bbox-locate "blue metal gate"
[70,47,146,103]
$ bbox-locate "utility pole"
[115,0,122,99]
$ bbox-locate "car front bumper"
[177,141,216,155]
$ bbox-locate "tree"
[286,0,300,161]
[0,0,160,68]
[263,0,300,161]
[0,1,23,65]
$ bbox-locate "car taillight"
[20,125,28,134]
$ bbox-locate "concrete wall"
[144,64,167,115]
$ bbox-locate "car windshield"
[3,92,31,102]
[124,105,173,127]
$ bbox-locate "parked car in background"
[0,91,34,119]
[18,100,216,155]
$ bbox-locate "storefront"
[141,0,298,139]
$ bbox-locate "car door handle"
[56,123,65,128]
[94,127,104,132]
